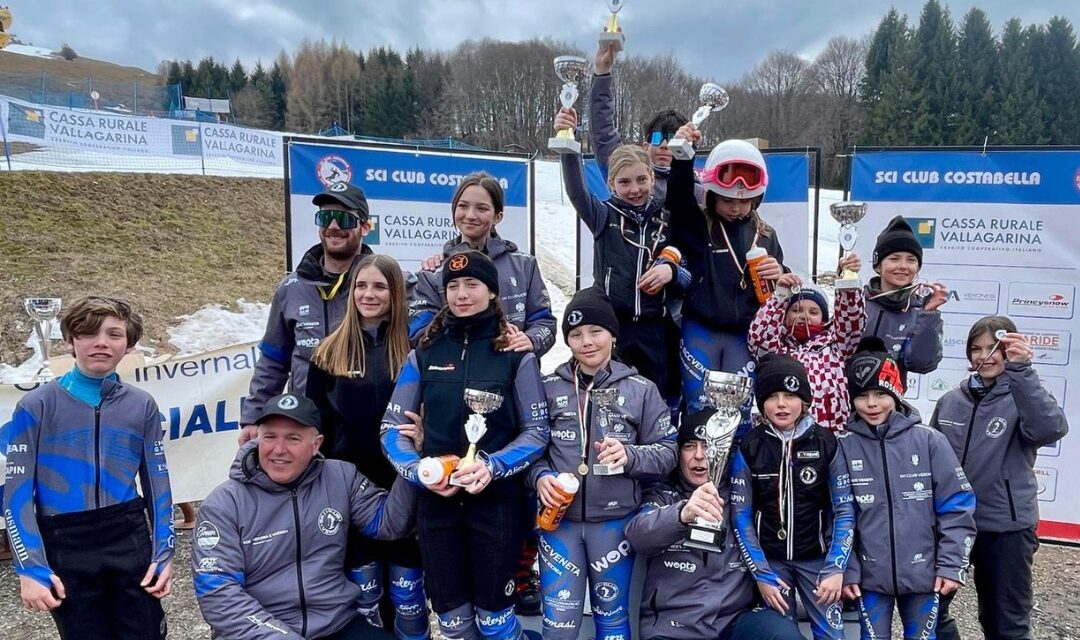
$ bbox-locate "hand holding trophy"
[590,388,624,475]
[599,0,626,52]
[829,202,868,290]
[548,56,590,154]
[449,389,504,488]
[667,83,730,161]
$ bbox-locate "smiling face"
[876,252,919,291]
[446,277,495,317]
[352,264,391,323]
[317,202,367,262]
[69,315,132,376]
[567,325,614,374]
[762,391,803,431]
[968,330,1006,381]
[679,440,709,487]
[609,161,654,206]
[257,417,323,485]
[852,390,896,427]
[784,299,824,328]
[453,184,503,246]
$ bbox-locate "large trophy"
[829,202,868,290]
[667,83,730,160]
[450,389,504,486]
[685,371,753,553]
[24,297,62,382]
[548,55,590,154]
[599,0,626,52]
[590,387,623,476]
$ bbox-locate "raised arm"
[902,308,944,374]
[832,287,866,360]
[747,293,788,357]
[588,72,622,177]
[1007,360,1070,448]
[624,485,688,557]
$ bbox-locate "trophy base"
[684,521,725,553]
[548,136,581,155]
[592,463,625,476]
[666,138,695,160]
[835,273,861,290]
[598,31,624,52]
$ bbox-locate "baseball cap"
[255,393,322,431]
[312,182,370,221]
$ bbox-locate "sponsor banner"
[0,343,257,503]
[851,149,1080,541]
[286,139,532,272]
[0,94,282,166]
[579,152,814,287]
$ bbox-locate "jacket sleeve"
[747,294,787,357]
[624,383,677,480]
[305,364,339,455]
[831,287,866,360]
[624,486,689,557]
[242,283,294,424]
[844,550,862,587]
[902,309,944,374]
[485,354,550,480]
[588,73,622,177]
[348,471,418,541]
[928,430,977,584]
[524,454,557,490]
[523,258,557,356]
[138,399,175,568]
[2,404,52,588]
[820,444,856,580]
[656,254,692,294]
[1006,361,1070,448]
[561,151,610,236]
[666,159,706,250]
[730,449,780,587]
[408,270,444,342]
[193,492,305,640]
[380,351,425,486]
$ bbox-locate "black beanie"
[678,408,716,445]
[442,250,499,295]
[754,353,813,413]
[846,337,906,407]
[873,216,923,268]
[562,287,620,342]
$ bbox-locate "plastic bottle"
[746,247,775,304]
[536,473,581,531]
[417,455,461,486]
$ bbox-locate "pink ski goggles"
[701,161,768,192]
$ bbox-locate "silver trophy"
[599,0,626,52]
[685,371,753,553]
[590,387,623,475]
[450,389,505,486]
[830,202,868,290]
[667,83,730,160]
[24,297,62,382]
[548,55,590,154]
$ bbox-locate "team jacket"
[561,150,691,321]
[2,378,174,588]
[864,277,944,376]
[930,363,1068,533]
[408,235,556,355]
[305,321,398,490]
[526,360,677,521]
[748,288,866,431]
[193,442,417,640]
[666,158,787,333]
[730,417,855,587]
[837,408,976,595]
[243,243,373,424]
[381,310,550,500]
[623,473,755,640]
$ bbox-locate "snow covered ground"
[3,44,57,59]
[1,157,844,379]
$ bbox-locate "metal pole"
[133,81,138,114]
[198,121,206,175]
[41,71,46,103]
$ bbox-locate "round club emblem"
[594,581,620,602]
[195,521,220,550]
[800,466,818,485]
[783,375,800,392]
[318,507,344,536]
[316,154,352,187]
[567,310,583,326]
[329,181,349,192]
[277,395,299,410]
[448,254,469,271]
[986,417,1008,439]
[504,580,515,596]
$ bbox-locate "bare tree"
[739,51,815,144]
[811,36,869,185]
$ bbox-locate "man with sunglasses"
[239,181,373,444]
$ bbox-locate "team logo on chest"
[911,454,920,466]
[318,507,344,536]
[986,417,1008,439]
[800,466,818,485]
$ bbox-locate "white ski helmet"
[701,139,769,200]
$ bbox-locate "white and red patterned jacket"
[748,288,865,431]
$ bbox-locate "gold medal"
[578,463,590,476]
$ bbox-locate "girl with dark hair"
[307,253,429,639]
[383,250,550,640]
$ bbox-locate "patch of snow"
[166,299,269,356]
[4,44,57,59]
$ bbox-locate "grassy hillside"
[0,171,286,363]
[0,47,163,108]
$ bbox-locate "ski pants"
[858,590,940,640]
[346,535,429,640]
[766,558,845,640]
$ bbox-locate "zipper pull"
[461,332,469,361]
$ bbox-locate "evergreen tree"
[953,8,997,145]
[228,58,248,95]
[910,0,957,145]
[1038,17,1080,143]
[269,57,288,129]
[860,9,917,145]
[162,60,182,111]
[993,20,1049,144]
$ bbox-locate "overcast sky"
[7,1,1078,81]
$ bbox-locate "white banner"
[1,343,257,504]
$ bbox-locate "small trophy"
[667,83,730,160]
[590,387,623,475]
[599,0,626,52]
[548,55,590,154]
[24,297,62,382]
[450,389,504,486]
[829,202,869,290]
[685,371,752,553]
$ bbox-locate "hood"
[229,439,325,492]
[553,358,639,388]
[844,404,920,440]
[442,234,517,261]
[296,242,372,285]
[440,305,501,341]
